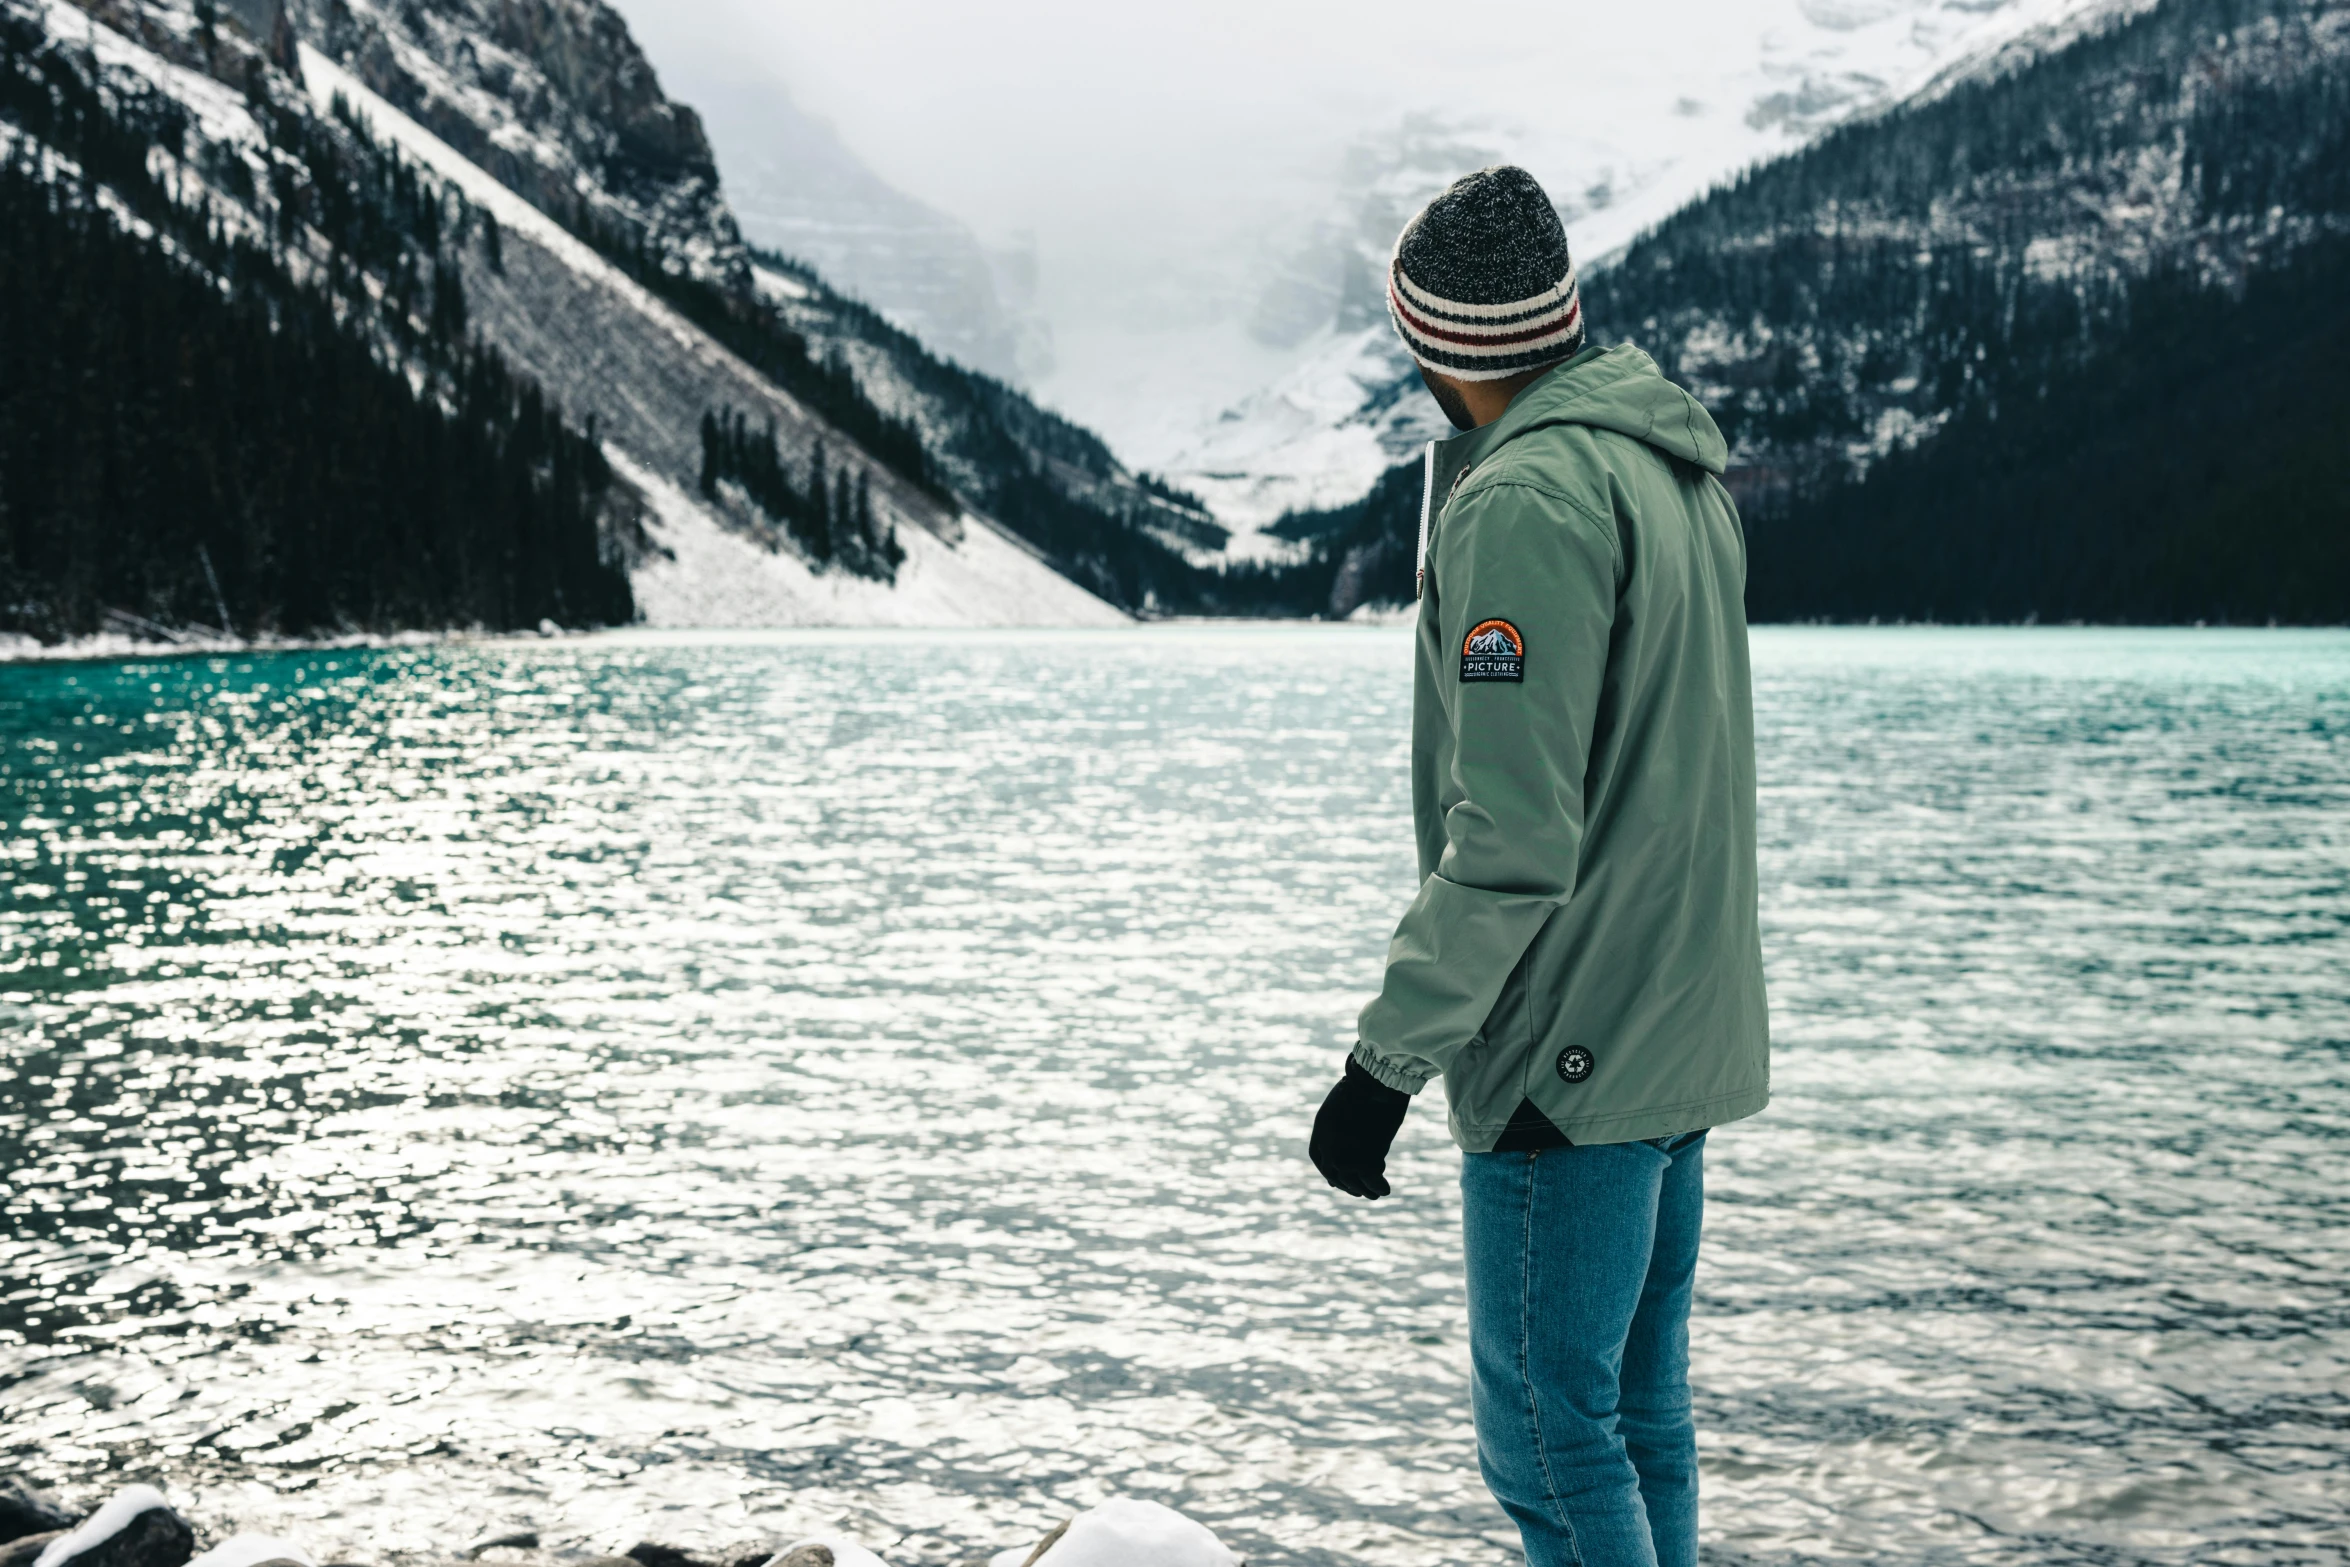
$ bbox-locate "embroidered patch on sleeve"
[1460,618,1526,683]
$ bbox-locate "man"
[1308,166,1769,1567]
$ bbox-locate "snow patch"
[33,1486,172,1567]
[185,1537,318,1567]
[615,452,1127,630]
[751,264,812,303]
[987,1499,1241,1567]
[34,0,265,152]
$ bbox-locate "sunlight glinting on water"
[2,627,2345,1566]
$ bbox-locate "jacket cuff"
[1351,1040,1438,1095]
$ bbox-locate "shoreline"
[0,626,569,667]
[5,617,2346,669]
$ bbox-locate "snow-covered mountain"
[288,39,1122,628]
[1700,0,2350,624]
[268,0,745,290]
[1,0,1150,629]
[12,0,2331,634]
[1266,0,2350,623]
[1136,0,2140,541]
[1604,0,2350,501]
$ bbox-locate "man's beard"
[1419,365,1477,432]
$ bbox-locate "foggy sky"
[604,0,2080,452]
[608,0,1779,302]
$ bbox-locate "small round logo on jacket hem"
[1556,1046,1594,1084]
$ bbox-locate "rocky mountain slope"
[277,0,1231,610]
[273,0,745,290]
[288,40,1123,624]
[0,0,1204,634]
[1138,0,2137,537]
[1272,0,2350,622]
[267,0,1251,623]
[1605,0,2349,502]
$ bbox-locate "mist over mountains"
[610,0,2145,537]
[677,73,1050,387]
[0,0,2342,637]
[0,0,1202,636]
[1030,0,2151,533]
[1278,0,2350,623]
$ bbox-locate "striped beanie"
[1387,165,1585,381]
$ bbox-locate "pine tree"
[806,441,833,563]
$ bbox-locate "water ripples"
[2,627,2345,1566]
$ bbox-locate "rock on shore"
[26,1487,192,1567]
[988,1500,1240,1567]
[0,1484,71,1546]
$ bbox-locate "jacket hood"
[1474,344,1728,475]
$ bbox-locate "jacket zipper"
[1416,441,1436,600]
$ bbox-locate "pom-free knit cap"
[1388,165,1585,381]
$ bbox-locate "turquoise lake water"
[2,626,2346,1566]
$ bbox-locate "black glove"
[1310,1056,1412,1199]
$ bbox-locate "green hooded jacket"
[1353,343,1770,1151]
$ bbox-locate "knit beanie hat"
[1387,165,1585,381]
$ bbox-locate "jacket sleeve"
[1353,478,1620,1092]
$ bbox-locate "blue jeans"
[1460,1131,1706,1567]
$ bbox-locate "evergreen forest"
[1746,238,2350,623]
[0,8,632,642]
[1267,0,2350,623]
[1600,0,2350,623]
[698,410,903,581]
